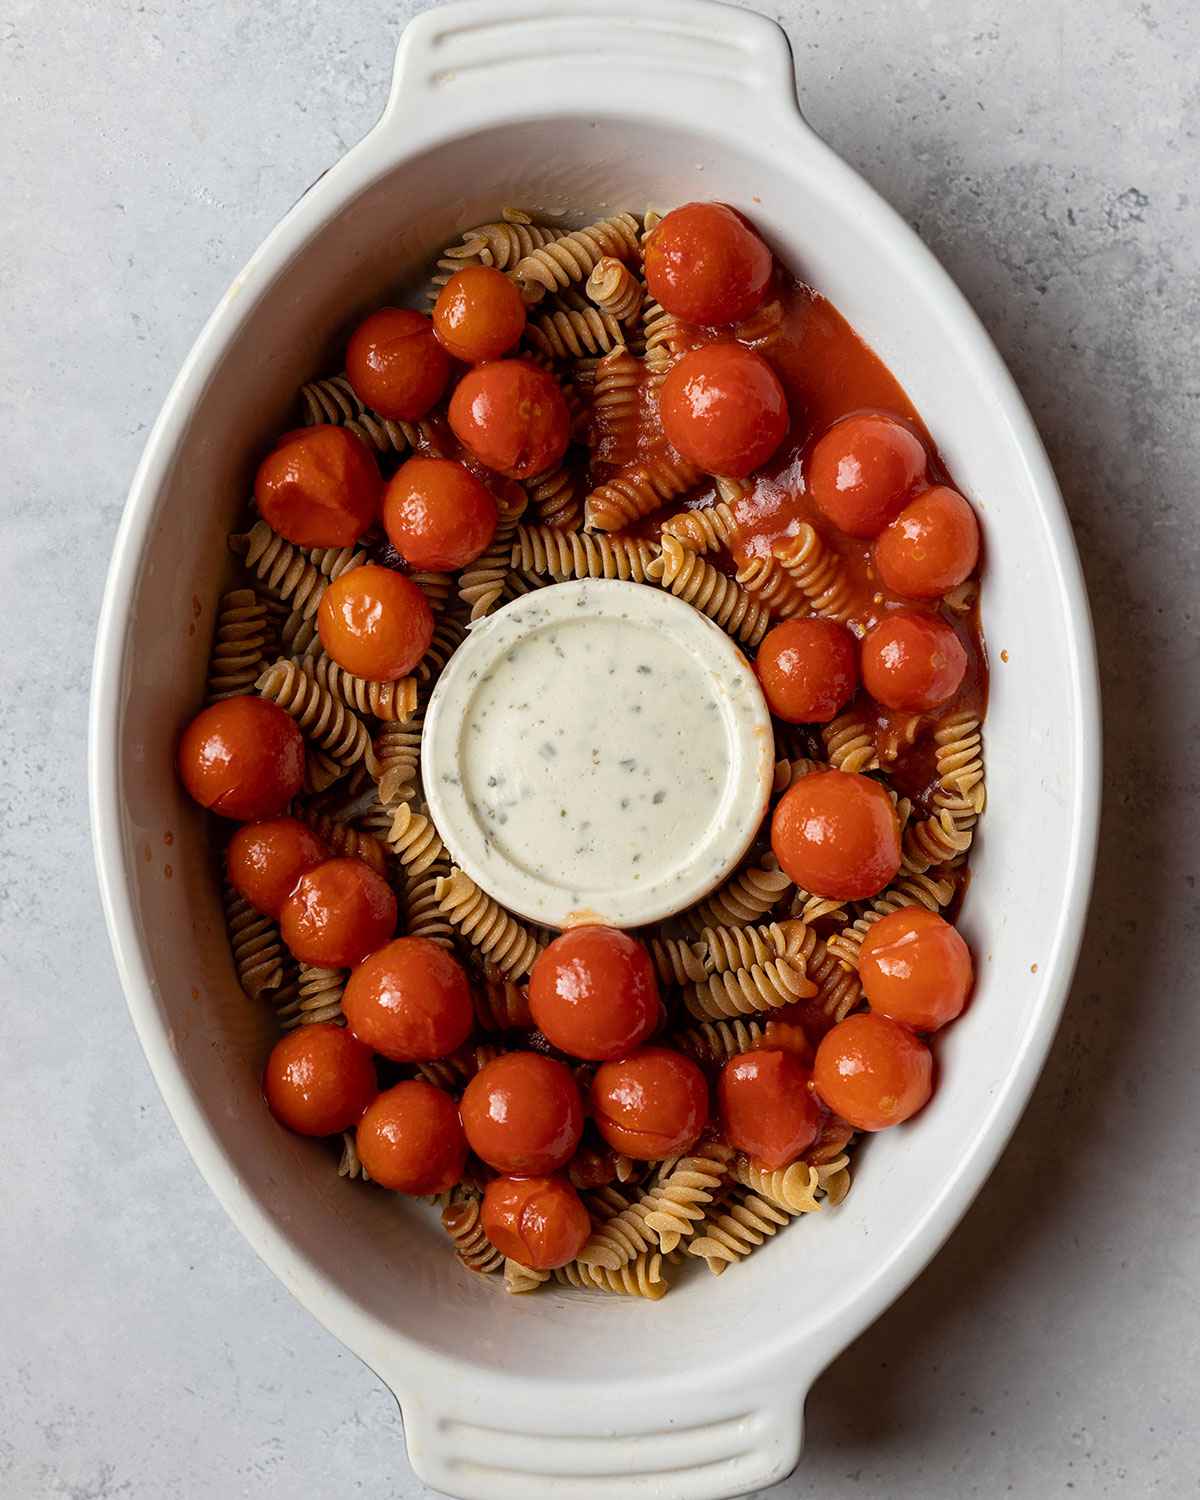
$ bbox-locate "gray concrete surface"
[3,0,1198,1495]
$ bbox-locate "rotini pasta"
[255,657,377,773]
[821,710,880,773]
[647,935,709,987]
[473,973,533,1032]
[415,617,467,684]
[294,806,388,876]
[301,650,417,723]
[671,1016,768,1068]
[457,487,528,620]
[701,919,810,972]
[731,1156,822,1215]
[555,1251,667,1300]
[584,455,702,533]
[648,536,770,647]
[441,1196,505,1275]
[682,957,816,1022]
[660,500,740,555]
[222,881,286,1000]
[524,463,581,532]
[230,521,327,618]
[684,857,793,934]
[511,524,660,584]
[525,306,626,361]
[403,849,455,948]
[279,965,346,1029]
[384,799,445,875]
[586,255,643,324]
[824,869,959,971]
[504,1259,549,1295]
[299,373,435,456]
[772,756,825,796]
[513,212,640,298]
[434,868,543,978]
[735,555,812,621]
[372,718,422,806]
[641,1140,735,1253]
[772,524,854,622]
[205,589,270,703]
[687,1188,792,1273]
[589,346,642,467]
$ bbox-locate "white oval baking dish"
[88,2,1101,1495]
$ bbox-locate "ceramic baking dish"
[89,2,1101,1494]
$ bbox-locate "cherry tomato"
[263,1022,377,1137]
[481,1175,591,1270]
[178,697,304,820]
[460,1052,584,1174]
[756,618,859,724]
[433,266,527,363]
[858,908,972,1032]
[718,1049,821,1169]
[447,360,570,479]
[807,413,927,538]
[812,1011,933,1131]
[343,937,474,1062]
[345,307,450,422]
[860,611,967,712]
[643,202,773,326]
[874,485,980,599]
[279,856,397,968]
[590,1047,709,1160]
[254,425,381,548]
[529,925,659,1061]
[317,563,434,682]
[381,457,499,572]
[659,343,788,479]
[771,769,901,901]
[355,1080,467,1193]
[226,816,329,918]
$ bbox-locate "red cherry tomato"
[226,816,329,918]
[460,1052,584,1174]
[381,457,499,572]
[343,937,474,1062]
[590,1047,709,1161]
[529,925,660,1061]
[659,343,788,479]
[253,425,382,548]
[756,618,859,724]
[279,856,397,968]
[812,1012,933,1131]
[345,307,450,422]
[448,360,571,479]
[860,611,968,712]
[859,908,972,1032]
[481,1175,591,1270]
[771,769,901,901]
[718,1049,822,1169]
[317,563,434,682]
[874,486,980,599]
[643,202,773,326]
[178,697,304,820]
[807,413,927,538]
[433,266,527,363]
[355,1080,468,1193]
[263,1022,377,1137]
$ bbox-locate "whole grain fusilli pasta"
[256,658,377,773]
[773,524,854,622]
[457,487,528,620]
[824,869,958,971]
[585,255,643,324]
[415,617,467,684]
[385,800,445,875]
[512,525,660,584]
[688,1188,792,1274]
[299,373,434,456]
[641,1140,735,1253]
[372,718,422,806]
[684,857,792,934]
[735,555,812,620]
[231,522,327,619]
[589,346,642,467]
[526,306,626,361]
[647,935,709,987]
[504,1260,549,1295]
[524,463,581,531]
[278,965,346,1030]
[473,973,533,1032]
[205,589,270,703]
[584,456,702,533]
[732,1156,822,1215]
[555,1251,667,1300]
[660,501,740,556]
[434,869,542,978]
[671,1017,767,1068]
[223,881,286,1000]
[403,849,455,948]
[301,651,417,723]
[648,536,770,647]
[701,919,810,973]
[294,806,388,877]
[513,213,640,298]
[821,710,880,774]
[683,957,816,1021]
[442,1197,504,1275]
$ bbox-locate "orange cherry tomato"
[345,307,450,422]
[529,925,660,1061]
[812,1011,933,1131]
[807,413,927,538]
[460,1052,584,1174]
[343,937,474,1062]
[643,202,773,326]
[355,1080,468,1193]
[226,816,329,918]
[381,457,499,572]
[659,342,788,479]
[177,697,304,820]
[254,425,382,548]
[771,769,901,901]
[860,611,967,712]
[590,1047,709,1161]
[718,1049,822,1169]
[263,1022,377,1137]
[447,359,571,479]
[481,1175,591,1270]
[858,908,972,1032]
[433,266,527,363]
[874,485,980,599]
[317,563,434,682]
[279,856,397,968]
[756,618,858,724]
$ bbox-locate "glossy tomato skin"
[226,816,329,918]
[345,307,450,421]
[433,266,527,363]
[859,908,973,1032]
[643,202,773,325]
[263,1022,377,1137]
[448,360,571,479]
[590,1047,709,1160]
[529,925,660,1061]
[874,486,980,600]
[343,937,474,1062]
[860,611,968,712]
[480,1175,591,1270]
[813,1011,933,1131]
[317,563,434,682]
[178,697,305,820]
[460,1052,584,1174]
[254,425,382,548]
[756,618,859,724]
[771,769,901,902]
[279,857,397,968]
[355,1080,467,1193]
[659,343,788,478]
[718,1049,822,1169]
[381,457,499,572]
[808,413,927,538]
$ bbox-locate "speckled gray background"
[3,0,1198,1495]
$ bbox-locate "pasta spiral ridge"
[278,965,346,1030]
[824,869,959,971]
[688,1188,792,1273]
[901,807,974,874]
[299,374,432,455]
[660,501,740,556]
[513,213,641,297]
[934,713,986,813]
[732,1157,823,1215]
[458,487,529,620]
[504,1260,549,1295]
[772,524,854,622]
[512,525,660,584]
[416,618,467,684]
[589,346,643,467]
[440,209,567,273]
[434,869,543,978]
[403,850,455,948]
[231,522,327,619]
[641,1140,735,1253]
[294,807,388,876]
[526,306,626,361]
[256,658,377,772]
[372,717,423,806]
[300,651,417,723]
[671,1017,767,1068]
[385,800,445,875]
[525,463,581,531]
[441,1197,505,1275]
[575,1196,658,1270]
[735,555,812,620]
[585,256,644,324]
[702,919,810,973]
[647,936,710,987]
[772,757,825,796]
[585,456,702,533]
[304,542,369,581]
[205,589,270,703]
[473,974,533,1032]
[222,881,286,1000]
[410,572,454,615]
[555,1252,667,1299]
[683,957,816,1021]
[821,711,881,774]
[648,536,770,647]
[684,857,792,934]
[338,1130,369,1181]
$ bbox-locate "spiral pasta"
[641,1140,735,1253]
[372,718,422,806]
[434,869,543,978]
[294,807,388,877]
[526,306,626,361]
[384,800,445,875]
[436,208,566,274]
[647,936,709,987]
[473,973,533,1032]
[701,919,810,973]
[933,713,986,814]
[415,617,467,685]
[683,957,816,1022]
[821,710,880,774]
[660,501,740,556]
[230,522,327,618]
[684,857,792,934]
[512,525,660,584]
[457,487,529,620]
[442,1197,505,1275]
[338,1130,369,1181]
[504,1260,549,1295]
[301,651,417,723]
[524,463,581,531]
[772,524,854,622]
[299,373,434,456]
[411,571,454,615]
[671,1017,768,1068]
[589,346,642,467]
[584,455,702,533]
[555,1252,667,1299]
[256,658,377,773]
[901,806,974,874]
[731,1156,822,1215]
[586,255,643,324]
[688,1188,792,1274]
[303,748,345,795]
[513,213,640,298]
[735,555,811,621]
[575,1195,658,1270]
[205,589,270,703]
[278,965,346,1030]
[772,757,825,796]
[824,869,959,971]
[222,881,286,1000]
[648,536,770,647]
[403,849,455,948]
